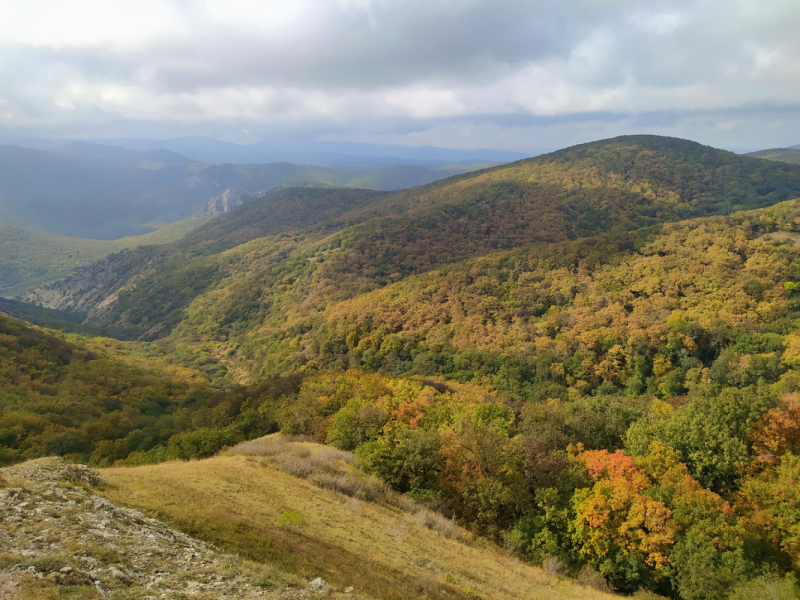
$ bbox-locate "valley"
[5,135,800,598]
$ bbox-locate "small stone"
[60,566,73,574]
[308,577,329,591]
[344,587,354,593]
[109,566,131,584]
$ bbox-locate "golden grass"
[101,436,617,600]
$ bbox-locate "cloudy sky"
[1,0,799,151]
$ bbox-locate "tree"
[571,449,674,592]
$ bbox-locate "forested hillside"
[747,148,800,165]
[28,135,800,345]
[9,135,800,598]
[0,215,211,297]
[0,313,220,465]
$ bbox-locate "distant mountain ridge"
[4,135,537,167]
[0,143,493,240]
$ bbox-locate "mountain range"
[6,134,800,598]
[0,142,495,240]
[25,135,800,347]
[4,135,537,167]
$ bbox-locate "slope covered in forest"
[0,215,211,297]
[8,135,800,598]
[0,312,219,465]
[26,135,800,347]
[745,148,800,165]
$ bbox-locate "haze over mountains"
[6,136,534,167]
[0,141,504,240]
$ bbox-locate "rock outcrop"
[199,188,252,217]
[0,458,352,599]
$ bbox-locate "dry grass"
[102,435,618,600]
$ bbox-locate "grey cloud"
[1,0,799,150]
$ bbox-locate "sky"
[1,0,800,152]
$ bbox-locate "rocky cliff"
[198,188,252,216]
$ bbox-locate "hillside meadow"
[101,436,620,600]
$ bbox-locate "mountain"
[0,143,495,240]
[745,148,800,165]
[10,135,800,598]
[25,135,800,342]
[32,136,536,167]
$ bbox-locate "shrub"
[413,509,463,541]
[727,573,799,600]
[577,565,614,593]
[542,556,566,576]
[167,427,238,460]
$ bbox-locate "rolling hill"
[9,135,800,598]
[745,148,800,165]
[25,135,800,345]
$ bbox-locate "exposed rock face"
[199,188,252,217]
[0,458,341,600]
[20,249,149,321]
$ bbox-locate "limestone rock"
[199,188,251,217]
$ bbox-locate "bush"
[727,573,799,600]
[577,565,614,593]
[413,509,463,541]
[542,556,566,576]
[167,427,238,460]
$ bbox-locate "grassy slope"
[746,148,800,165]
[102,438,615,600]
[0,215,211,297]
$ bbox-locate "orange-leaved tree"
[571,448,675,591]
